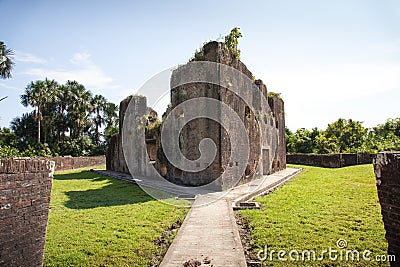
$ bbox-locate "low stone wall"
[0,158,55,267]
[286,153,374,168]
[48,155,105,171]
[373,152,400,265]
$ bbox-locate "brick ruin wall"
[106,96,156,174]
[158,42,286,189]
[156,41,286,188]
[0,158,54,267]
[268,95,286,171]
[106,41,286,189]
[106,134,129,174]
[373,152,400,265]
[287,153,375,168]
[48,155,105,171]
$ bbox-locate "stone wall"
[268,95,287,171]
[120,96,155,177]
[105,96,132,173]
[106,41,287,190]
[106,96,157,174]
[287,153,374,167]
[373,152,400,265]
[106,134,129,174]
[49,155,105,171]
[146,140,157,161]
[156,41,286,189]
[0,158,54,267]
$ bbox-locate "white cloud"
[23,51,119,91]
[14,51,47,64]
[70,52,91,65]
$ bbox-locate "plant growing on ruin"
[189,27,243,61]
[267,91,282,99]
[224,27,242,60]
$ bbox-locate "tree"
[21,79,58,143]
[324,118,367,153]
[104,102,119,130]
[0,127,18,148]
[91,94,107,144]
[15,78,118,157]
[364,118,400,152]
[0,41,15,79]
[286,119,371,154]
[65,80,93,139]
[53,84,71,143]
[10,112,38,150]
[224,27,242,59]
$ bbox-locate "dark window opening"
[245,164,251,176]
[245,106,251,118]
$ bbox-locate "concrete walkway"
[97,168,301,266]
[159,168,301,267]
[160,197,246,267]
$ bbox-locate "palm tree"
[91,94,107,144]
[21,79,57,143]
[0,41,15,79]
[65,80,93,139]
[41,79,60,143]
[104,102,119,131]
[55,84,71,142]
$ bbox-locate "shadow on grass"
[54,170,156,209]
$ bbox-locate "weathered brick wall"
[156,41,286,189]
[268,95,287,172]
[287,153,374,167]
[373,152,400,265]
[107,41,287,189]
[106,134,129,174]
[146,141,157,162]
[0,158,54,267]
[106,96,147,174]
[50,155,105,171]
[287,153,341,167]
[357,152,376,165]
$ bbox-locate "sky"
[1,0,399,131]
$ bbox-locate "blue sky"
[1,0,399,131]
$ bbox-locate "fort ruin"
[106,41,286,190]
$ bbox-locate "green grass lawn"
[239,164,389,267]
[44,167,189,267]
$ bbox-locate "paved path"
[97,168,301,266]
[160,197,246,267]
[159,168,302,267]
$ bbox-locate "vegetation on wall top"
[190,27,243,62]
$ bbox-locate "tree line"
[0,79,119,157]
[286,118,400,154]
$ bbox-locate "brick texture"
[49,155,105,171]
[106,41,287,190]
[373,152,400,266]
[0,158,55,267]
[287,153,374,168]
